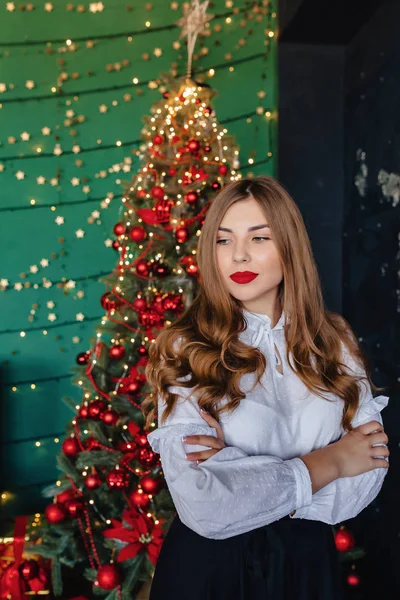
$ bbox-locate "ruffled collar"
[240,307,286,349]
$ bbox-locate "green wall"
[0,0,277,524]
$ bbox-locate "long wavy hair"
[141,175,386,433]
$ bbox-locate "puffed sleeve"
[146,384,313,540]
[292,343,390,525]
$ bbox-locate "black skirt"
[149,513,344,600]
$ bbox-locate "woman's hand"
[183,409,226,464]
[331,419,390,478]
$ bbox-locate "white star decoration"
[75,229,85,238]
[104,239,113,247]
[40,258,49,267]
[181,0,213,32]
[47,301,55,309]
[48,313,57,322]
[55,216,64,225]
[175,0,214,78]
[20,132,30,141]
[15,171,25,180]
[41,127,51,135]
[76,312,85,321]
[0,279,9,289]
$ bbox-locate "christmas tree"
[27,3,245,598]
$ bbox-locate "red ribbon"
[0,515,28,600]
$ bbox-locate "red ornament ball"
[109,344,125,360]
[45,503,66,524]
[125,381,140,396]
[62,437,80,458]
[133,297,147,311]
[78,405,89,419]
[185,191,197,204]
[347,573,360,587]
[97,564,121,591]
[218,164,229,176]
[76,351,90,365]
[138,345,147,356]
[204,145,211,152]
[88,400,107,420]
[175,227,189,244]
[140,474,163,494]
[168,167,177,176]
[136,259,149,276]
[211,181,221,191]
[112,240,120,251]
[101,409,119,426]
[151,186,164,200]
[85,474,101,490]
[153,134,164,145]
[188,139,201,153]
[129,489,150,508]
[138,447,159,468]
[137,189,147,199]
[19,559,39,581]
[113,222,125,236]
[334,528,355,552]
[64,497,84,518]
[56,488,76,504]
[106,469,130,489]
[101,292,117,311]
[129,225,146,242]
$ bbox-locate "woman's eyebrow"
[217,224,270,233]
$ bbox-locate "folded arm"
[291,343,390,525]
[147,386,313,539]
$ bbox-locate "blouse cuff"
[352,394,389,427]
[285,457,313,511]
[146,422,218,454]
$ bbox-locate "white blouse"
[146,308,389,540]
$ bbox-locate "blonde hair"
[142,175,386,432]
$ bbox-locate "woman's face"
[215,197,283,313]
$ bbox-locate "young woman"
[142,176,390,600]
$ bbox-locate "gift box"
[0,516,51,599]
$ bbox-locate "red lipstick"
[229,271,259,284]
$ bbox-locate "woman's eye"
[216,237,270,244]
